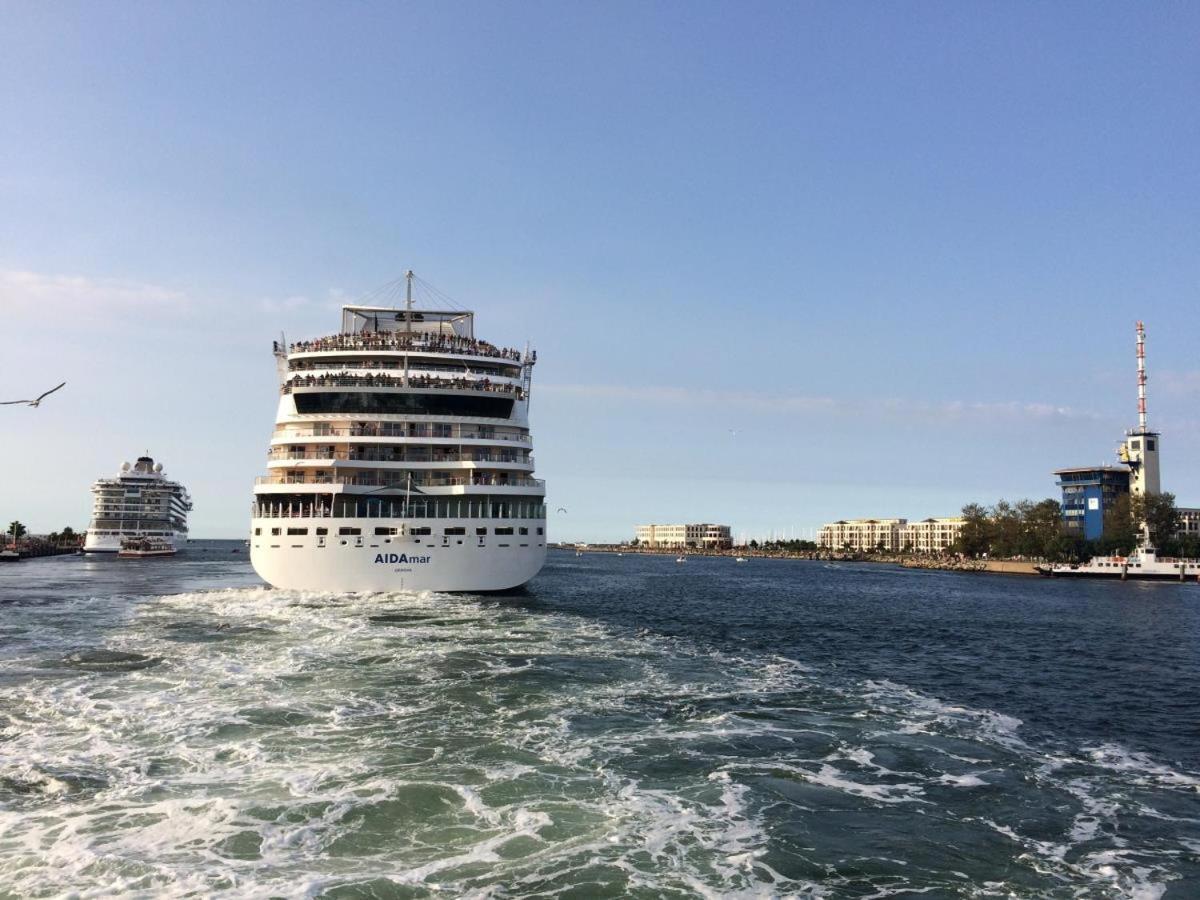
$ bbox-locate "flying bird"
[1,382,66,408]
[556,507,568,514]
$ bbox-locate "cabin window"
[271,528,281,536]
[494,527,514,535]
[518,527,528,535]
[444,527,466,535]
[316,527,328,536]
[287,528,308,536]
[338,527,361,536]
[254,528,261,536]
[476,527,487,535]
[410,527,432,536]
[375,527,398,536]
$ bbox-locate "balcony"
[251,499,547,521]
[274,426,531,443]
[254,474,545,490]
[287,333,529,364]
[267,448,532,465]
[283,373,524,398]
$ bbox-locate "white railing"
[267,449,531,464]
[254,475,545,489]
[252,500,548,520]
[276,427,531,442]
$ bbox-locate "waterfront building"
[902,517,967,553]
[636,523,732,549]
[818,517,965,553]
[1178,508,1200,539]
[818,519,907,553]
[1055,467,1130,541]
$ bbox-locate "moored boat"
[117,536,178,558]
[1037,545,1200,581]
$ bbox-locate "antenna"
[403,269,414,387]
[1136,320,1147,432]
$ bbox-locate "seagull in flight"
[1,382,66,408]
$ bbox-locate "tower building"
[1118,321,1161,498]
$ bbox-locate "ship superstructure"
[83,456,192,553]
[249,272,547,592]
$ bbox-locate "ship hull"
[250,517,546,593]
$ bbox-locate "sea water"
[1,544,1198,897]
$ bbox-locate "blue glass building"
[1055,467,1131,540]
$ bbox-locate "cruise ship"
[83,456,193,553]
[249,272,547,592]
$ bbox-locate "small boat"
[0,549,20,563]
[675,556,686,564]
[117,536,177,558]
[735,557,747,563]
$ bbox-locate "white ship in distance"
[83,456,192,553]
[250,272,547,592]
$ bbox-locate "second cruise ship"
[83,456,192,553]
[250,273,547,592]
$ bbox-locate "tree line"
[4,521,82,547]
[954,493,1200,561]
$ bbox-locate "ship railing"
[282,375,524,397]
[267,449,529,464]
[287,334,529,363]
[254,475,545,488]
[287,359,518,378]
[251,501,548,520]
[275,428,531,442]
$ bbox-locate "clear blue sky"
[2,1,1197,541]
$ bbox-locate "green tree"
[1099,495,1138,555]
[1132,492,1181,550]
[990,500,1024,558]
[1021,498,1065,559]
[955,503,992,557]
[8,521,26,540]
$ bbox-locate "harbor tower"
[1117,321,1161,498]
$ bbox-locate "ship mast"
[403,269,414,387]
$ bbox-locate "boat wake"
[0,587,1196,897]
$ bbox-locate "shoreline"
[558,545,1043,576]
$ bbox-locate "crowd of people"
[283,372,524,398]
[285,331,530,362]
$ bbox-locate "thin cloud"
[1158,370,1200,397]
[540,383,837,413]
[257,289,349,315]
[0,268,187,316]
[541,383,1102,423]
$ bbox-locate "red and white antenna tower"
[1136,320,1147,432]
